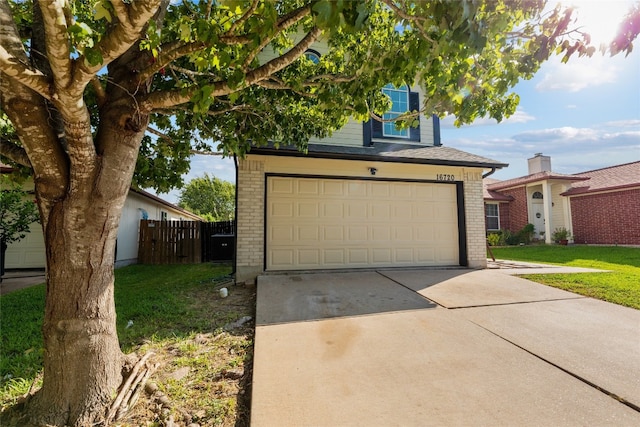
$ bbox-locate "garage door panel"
[347,249,368,264]
[323,203,343,217]
[270,177,294,194]
[348,226,368,241]
[297,226,319,241]
[323,180,344,195]
[267,177,459,270]
[323,226,344,240]
[271,249,294,266]
[298,249,320,265]
[372,248,392,263]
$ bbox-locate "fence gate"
[201,220,236,262]
[138,220,201,264]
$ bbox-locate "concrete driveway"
[251,266,640,426]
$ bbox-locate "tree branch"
[227,0,260,35]
[147,127,223,156]
[243,4,313,70]
[142,26,322,111]
[0,45,52,99]
[379,0,436,44]
[37,0,72,89]
[0,139,32,168]
[91,76,107,107]
[109,0,130,26]
[137,41,207,82]
[71,0,163,96]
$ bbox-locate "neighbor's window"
[382,84,410,138]
[485,204,500,230]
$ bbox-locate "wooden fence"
[138,220,236,264]
[138,220,201,264]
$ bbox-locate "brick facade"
[235,159,265,283]
[464,173,488,268]
[570,189,640,245]
[498,203,511,231]
[501,187,528,232]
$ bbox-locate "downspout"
[232,154,238,277]
[482,167,497,179]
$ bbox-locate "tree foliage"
[0,0,638,425]
[0,176,40,246]
[178,174,235,221]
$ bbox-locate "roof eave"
[249,147,508,169]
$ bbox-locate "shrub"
[487,233,501,246]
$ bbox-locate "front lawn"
[1,263,255,426]
[490,245,640,310]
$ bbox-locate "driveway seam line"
[469,320,640,414]
[375,270,443,307]
[445,297,586,310]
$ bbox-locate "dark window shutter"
[372,118,382,139]
[432,114,442,146]
[409,91,420,142]
[363,121,372,146]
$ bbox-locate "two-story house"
[234,66,507,282]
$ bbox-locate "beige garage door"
[266,176,460,270]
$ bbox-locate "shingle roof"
[250,142,508,169]
[486,171,589,191]
[561,161,640,196]
[483,178,514,201]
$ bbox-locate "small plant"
[552,227,571,243]
[487,232,501,246]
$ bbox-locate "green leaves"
[0,177,40,246]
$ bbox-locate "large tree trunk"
[27,202,124,425]
[24,106,148,426]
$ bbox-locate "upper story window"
[304,49,321,64]
[382,84,410,138]
[363,83,436,146]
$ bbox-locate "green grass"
[490,245,640,310]
[0,263,238,409]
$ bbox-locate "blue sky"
[153,1,640,203]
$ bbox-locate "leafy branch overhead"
[2,0,636,193]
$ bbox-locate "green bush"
[487,232,502,246]
[487,232,501,246]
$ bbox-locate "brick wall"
[464,173,487,268]
[498,202,511,231]
[570,189,640,245]
[501,187,528,232]
[236,159,265,283]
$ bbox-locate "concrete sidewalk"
[0,270,45,295]
[251,266,640,426]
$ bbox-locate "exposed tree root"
[105,351,158,424]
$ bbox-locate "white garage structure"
[266,176,461,270]
[235,143,506,283]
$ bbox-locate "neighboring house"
[3,177,201,269]
[484,154,640,245]
[235,72,507,282]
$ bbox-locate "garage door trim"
[264,173,468,269]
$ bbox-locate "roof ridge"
[572,160,640,176]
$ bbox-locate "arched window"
[532,191,543,199]
[304,49,321,64]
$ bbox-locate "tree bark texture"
[21,98,149,427]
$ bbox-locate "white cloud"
[566,104,577,109]
[440,108,535,129]
[535,56,619,92]
[513,126,600,142]
[447,120,640,180]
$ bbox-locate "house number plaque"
[436,174,455,182]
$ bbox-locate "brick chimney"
[528,153,551,174]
